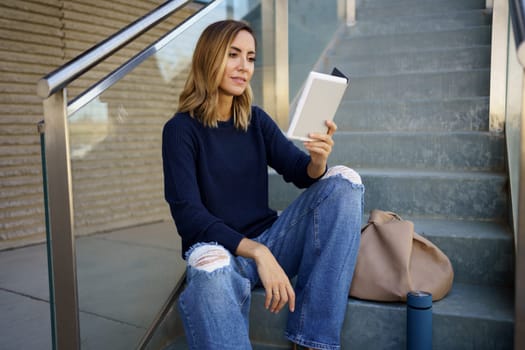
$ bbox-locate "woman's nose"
[238,57,250,71]
[238,59,246,71]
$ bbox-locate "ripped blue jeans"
[178,166,365,350]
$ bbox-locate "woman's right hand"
[236,238,295,313]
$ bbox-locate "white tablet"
[286,68,349,141]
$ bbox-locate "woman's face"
[218,30,256,98]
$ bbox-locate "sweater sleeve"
[162,117,245,255]
[255,107,319,188]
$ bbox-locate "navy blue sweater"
[162,106,318,256]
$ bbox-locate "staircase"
[263,0,514,348]
[158,0,514,348]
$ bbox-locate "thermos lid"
[407,290,432,309]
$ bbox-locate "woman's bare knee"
[187,244,231,272]
[322,165,362,185]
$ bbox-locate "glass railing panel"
[38,122,57,350]
[506,8,524,248]
[66,1,258,348]
[247,0,342,127]
[503,2,525,346]
[288,0,341,102]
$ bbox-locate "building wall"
[0,0,198,248]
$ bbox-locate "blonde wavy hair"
[177,20,256,131]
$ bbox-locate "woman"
[162,19,364,350]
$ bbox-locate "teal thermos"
[407,291,432,350]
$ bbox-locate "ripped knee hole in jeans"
[187,244,231,273]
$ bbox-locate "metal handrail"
[36,0,195,99]
[67,0,223,116]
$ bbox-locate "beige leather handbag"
[349,210,454,302]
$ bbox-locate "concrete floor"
[0,221,185,350]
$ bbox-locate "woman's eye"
[248,57,256,62]
[228,52,237,58]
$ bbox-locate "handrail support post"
[262,0,289,129]
[43,89,80,350]
[346,0,356,26]
[489,0,508,132]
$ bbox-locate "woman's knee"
[186,243,231,273]
[183,243,251,306]
[184,244,236,295]
[320,166,365,214]
[322,165,362,185]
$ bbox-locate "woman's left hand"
[304,120,337,178]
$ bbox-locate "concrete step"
[344,282,514,349]
[326,46,490,77]
[363,169,507,221]
[345,69,489,101]
[346,9,491,37]
[411,218,514,287]
[335,97,489,132]
[249,282,514,349]
[328,131,505,172]
[357,0,487,18]
[165,281,514,349]
[360,169,507,221]
[334,26,491,55]
[269,169,508,221]
[269,175,511,287]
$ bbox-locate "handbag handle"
[368,210,403,225]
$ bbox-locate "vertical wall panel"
[0,0,62,246]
